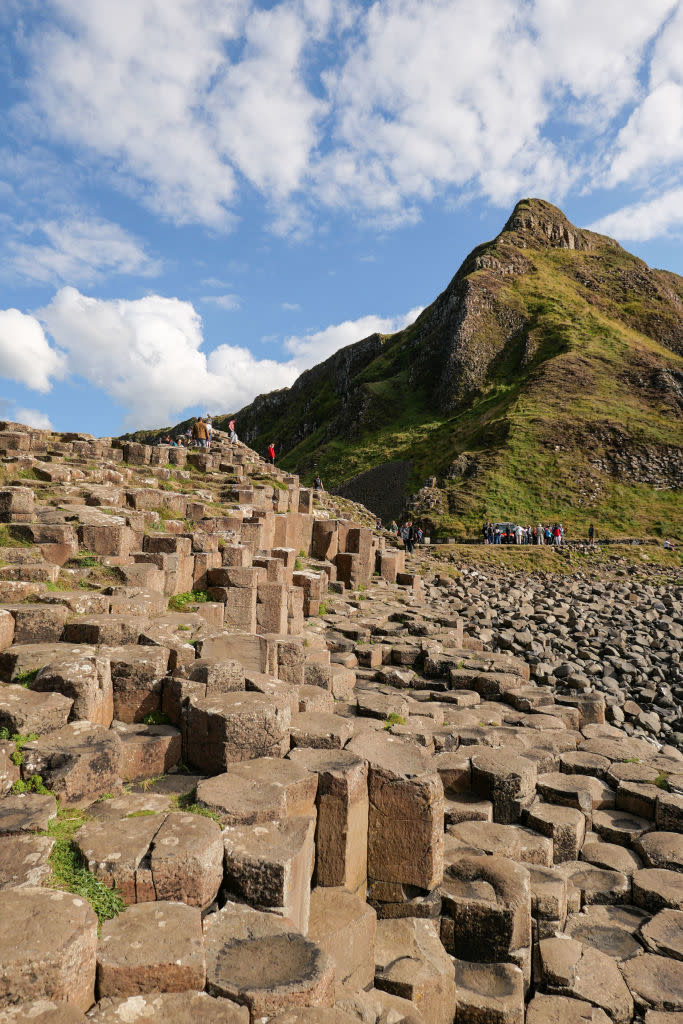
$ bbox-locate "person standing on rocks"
[228,419,238,442]
[267,442,276,465]
[194,417,209,449]
[588,523,595,546]
[314,475,324,491]
[205,415,213,450]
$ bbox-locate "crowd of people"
[482,522,572,545]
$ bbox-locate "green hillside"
[126,199,683,540]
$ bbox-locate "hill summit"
[139,199,683,538]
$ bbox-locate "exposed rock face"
[0,421,679,1024]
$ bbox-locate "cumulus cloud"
[0,286,422,428]
[285,306,423,364]
[33,286,297,426]
[589,188,683,241]
[606,3,683,186]
[14,407,54,430]
[0,308,66,392]
[8,217,161,284]
[11,0,680,236]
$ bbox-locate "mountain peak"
[501,197,592,251]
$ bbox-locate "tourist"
[205,415,213,450]
[267,442,276,465]
[416,526,424,544]
[313,475,324,491]
[588,523,595,546]
[193,417,209,449]
[405,521,416,554]
[228,419,238,442]
[389,520,398,534]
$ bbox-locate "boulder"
[0,684,72,735]
[223,815,315,933]
[96,901,205,998]
[0,887,97,1011]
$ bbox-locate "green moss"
[0,729,39,765]
[384,713,406,729]
[168,590,209,612]
[654,772,671,791]
[11,773,50,795]
[15,668,39,687]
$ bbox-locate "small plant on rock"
[384,713,406,729]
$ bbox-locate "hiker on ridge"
[267,442,276,465]
[313,475,324,491]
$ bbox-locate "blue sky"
[0,0,681,435]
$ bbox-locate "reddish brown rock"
[223,815,315,933]
[32,651,114,727]
[308,887,377,993]
[86,992,249,1023]
[185,691,291,772]
[0,684,72,735]
[21,723,122,806]
[150,811,223,909]
[0,887,97,1011]
[0,833,55,889]
[96,901,205,998]
[204,902,336,1018]
[288,748,369,892]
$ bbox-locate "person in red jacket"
[267,443,276,465]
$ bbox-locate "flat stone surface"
[634,868,683,912]
[0,833,55,889]
[526,994,611,1024]
[0,886,97,1011]
[204,902,335,1017]
[621,952,683,1012]
[581,837,642,876]
[0,683,72,735]
[538,935,633,1023]
[592,808,652,845]
[22,723,122,806]
[453,960,524,1024]
[564,914,643,960]
[0,1002,87,1022]
[641,910,683,960]
[86,992,250,1023]
[97,901,205,998]
[635,832,683,872]
[0,793,57,835]
[446,821,552,866]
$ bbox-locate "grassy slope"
[276,243,683,539]
[121,211,681,541]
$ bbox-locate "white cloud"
[15,0,679,236]
[0,284,422,427]
[8,217,161,284]
[34,287,298,426]
[285,306,423,365]
[606,4,683,187]
[201,294,241,311]
[0,308,66,392]
[282,302,301,311]
[588,188,683,241]
[14,407,54,430]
